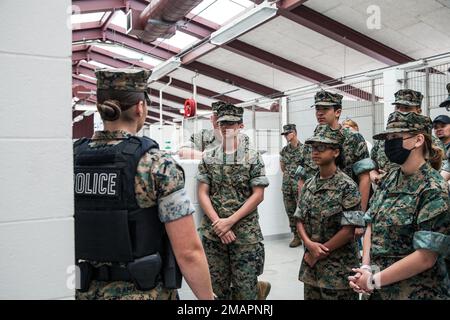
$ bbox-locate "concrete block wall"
[0,0,74,299]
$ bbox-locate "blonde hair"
[342,119,359,132]
[422,133,443,170]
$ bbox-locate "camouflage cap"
[305,124,344,146]
[216,103,244,123]
[311,90,343,108]
[281,124,297,135]
[212,101,226,114]
[392,89,423,107]
[373,111,432,140]
[438,83,450,110]
[96,68,150,92]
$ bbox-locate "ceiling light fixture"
[148,57,181,82]
[209,1,278,45]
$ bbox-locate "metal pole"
[371,79,376,137]
[425,67,430,117]
[252,104,256,148]
[192,73,199,140]
[159,77,172,145]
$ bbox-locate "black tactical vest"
[73,135,163,263]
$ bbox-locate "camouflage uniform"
[189,128,221,152]
[197,104,269,300]
[184,101,249,152]
[76,69,194,300]
[366,112,450,300]
[280,124,304,234]
[295,125,364,300]
[442,142,450,174]
[432,114,450,171]
[295,91,374,183]
[371,89,445,176]
[438,85,450,273]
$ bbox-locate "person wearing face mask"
[74,68,214,300]
[369,89,444,185]
[280,124,304,247]
[295,125,365,300]
[348,111,450,300]
[197,103,271,300]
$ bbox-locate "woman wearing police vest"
[74,68,213,300]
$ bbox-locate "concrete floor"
[179,234,305,300]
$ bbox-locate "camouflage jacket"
[365,162,450,300]
[197,143,269,244]
[296,126,374,183]
[76,130,194,300]
[280,141,303,194]
[186,129,250,152]
[189,128,220,152]
[442,142,450,173]
[295,169,365,289]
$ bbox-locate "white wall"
[0,0,74,299]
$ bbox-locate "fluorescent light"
[209,1,277,45]
[73,104,97,112]
[73,115,84,123]
[149,57,181,82]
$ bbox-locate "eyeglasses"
[311,144,335,152]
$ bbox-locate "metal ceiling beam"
[72,76,184,120]
[178,14,377,101]
[252,0,308,10]
[72,65,209,110]
[72,46,243,105]
[185,62,281,98]
[72,23,178,60]
[147,90,209,110]
[72,24,280,97]
[101,11,116,31]
[72,0,147,14]
[280,6,413,65]
[73,72,210,111]
[224,41,377,101]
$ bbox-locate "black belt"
[92,265,132,282]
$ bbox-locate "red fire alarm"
[184,98,197,118]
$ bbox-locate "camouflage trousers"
[75,280,178,300]
[202,237,265,300]
[282,190,298,234]
[304,284,358,300]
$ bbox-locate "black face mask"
[384,138,415,165]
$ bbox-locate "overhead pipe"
[127,0,203,43]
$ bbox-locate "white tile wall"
[0,0,73,299]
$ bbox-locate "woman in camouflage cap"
[349,111,450,300]
[295,125,365,300]
[75,68,214,300]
